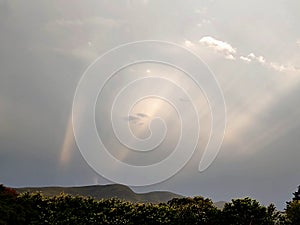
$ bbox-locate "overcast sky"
[0,0,300,209]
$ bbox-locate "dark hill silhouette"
[15,184,183,203]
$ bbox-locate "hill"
[15,184,183,203]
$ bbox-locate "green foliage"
[0,184,26,225]
[168,196,221,225]
[285,200,300,225]
[0,184,298,225]
[222,197,280,225]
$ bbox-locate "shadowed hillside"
[15,184,183,203]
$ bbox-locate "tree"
[285,200,300,225]
[0,184,25,225]
[168,196,221,225]
[292,186,300,201]
[222,197,279,225]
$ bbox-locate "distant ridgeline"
[15,184,183,204]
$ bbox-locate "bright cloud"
[184,40,194,48]
[225,54,235,60]
[247,53,265,64]
[257,56,266,64]
[269,63,299,72]
[240,56,251,63]
[245,52,299,72]
[248,53,255,58]
[198,37,298,71]
[199,36,236,60]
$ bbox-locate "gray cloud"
[123,113,149,126]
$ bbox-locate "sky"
[0,0,300,209]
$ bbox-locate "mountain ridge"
[15,184,226,207]
[15,184,183,203]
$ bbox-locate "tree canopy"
[1,184,300,225]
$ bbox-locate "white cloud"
[235,52,299,73]
[225,54,235,60]
[198,37,298,70]
[257,56,266,64]
[297,40,300,47]
[184,40,194,48]
[247,53,266,65]
[248,53,256,59]
[269,62,299,72]
[199,36,236,60]
[197,36,298,73]
[199,36,236,54]
[240,56,251,63]
[246,53,299,72]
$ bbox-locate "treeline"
[0,184,299,225]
